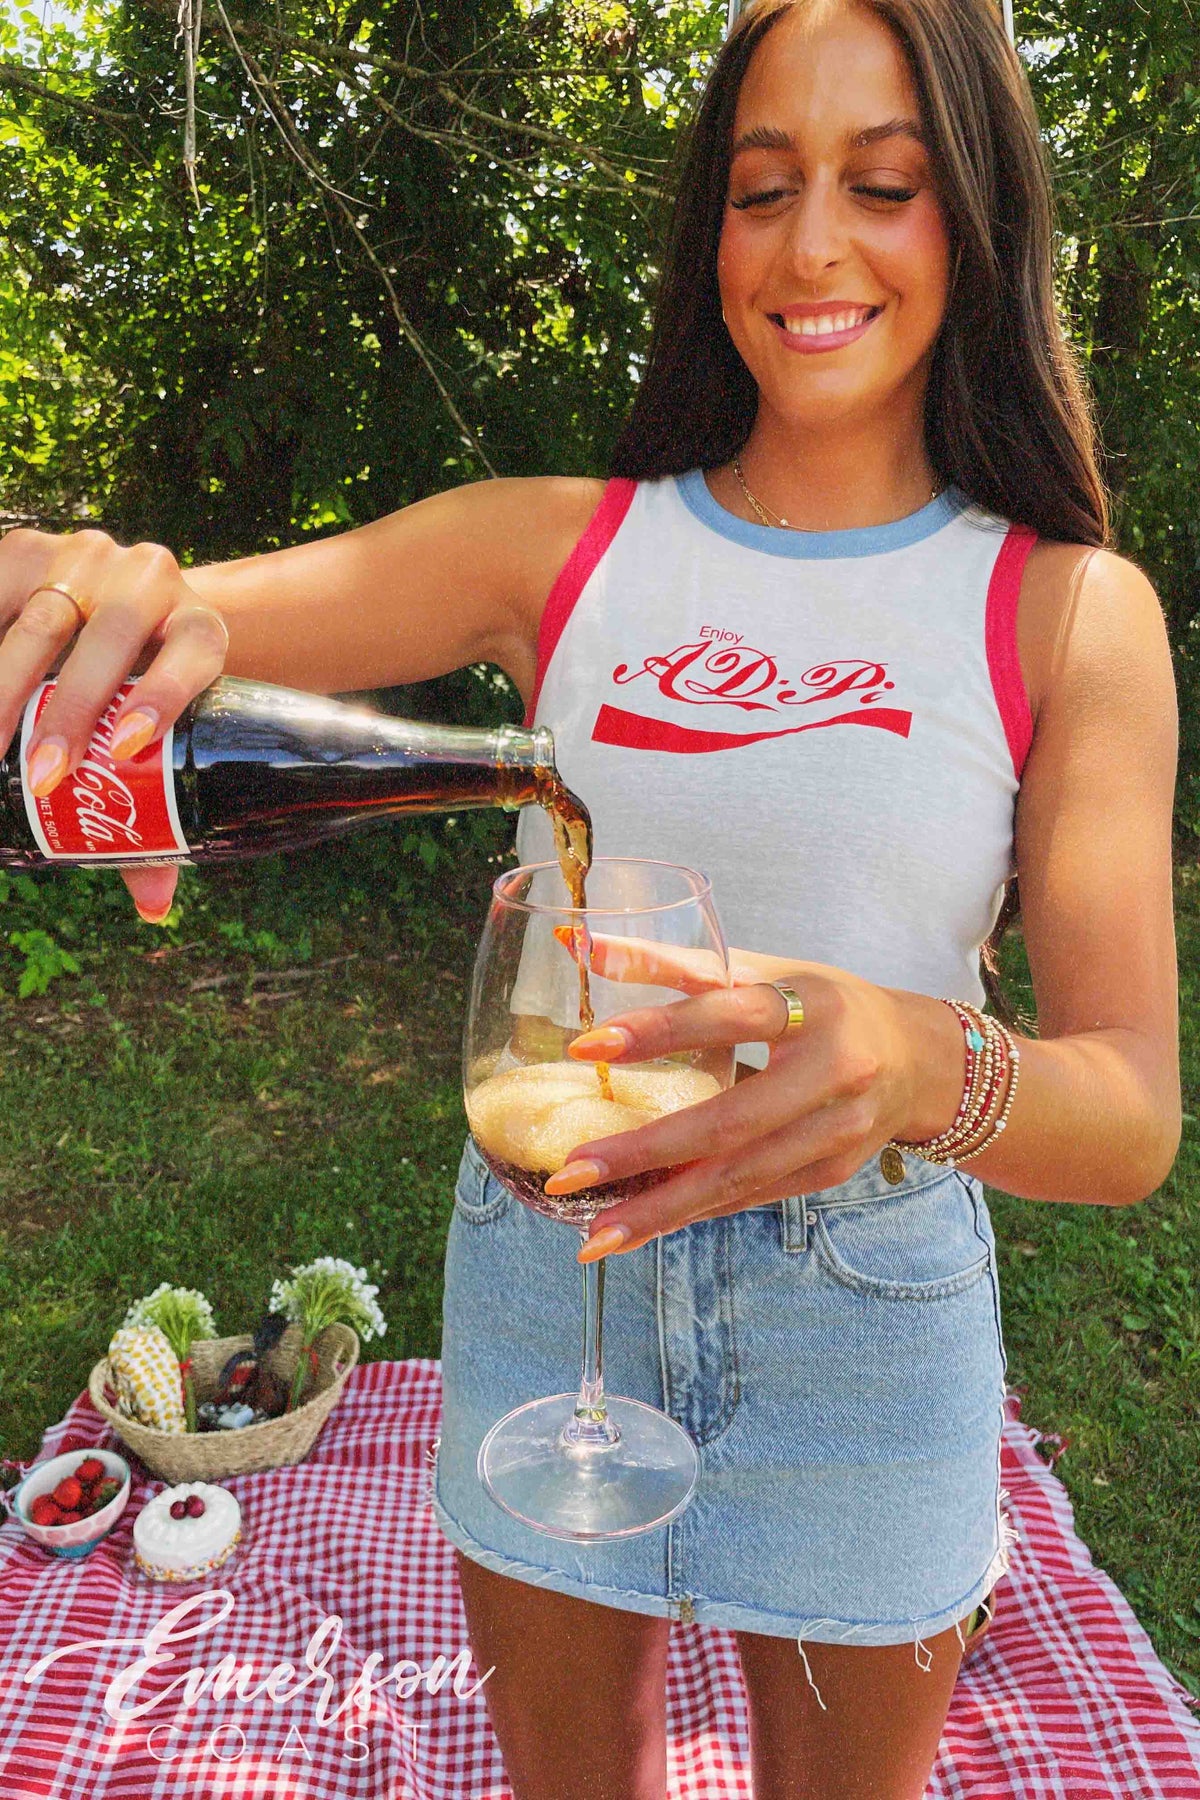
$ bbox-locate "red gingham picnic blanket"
[1,1360,1197,1799]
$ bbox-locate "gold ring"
[28,582,92,629]
[770,981,805,1037]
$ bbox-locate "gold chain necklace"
[730,454,942,530]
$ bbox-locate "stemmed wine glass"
[463,857,733,1541]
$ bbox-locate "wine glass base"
[478,1392,700,1540]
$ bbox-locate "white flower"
[123,1283,217,1359]
[268,1256,387,1343]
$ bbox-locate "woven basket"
[87,1322,359,1482]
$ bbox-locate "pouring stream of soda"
[545,781,614,1106]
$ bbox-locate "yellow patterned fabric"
[108,1324,186,1434]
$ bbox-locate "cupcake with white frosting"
[133,1482,242,1582]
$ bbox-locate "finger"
[121,864,180,925]
[550,1055,828,1186]
[567,983,793,1063]
[107,604,229,761]
[24,546,184,785]
[553,926,730,996]
[577,1103,875,1261]
[0,529,118,757]
[0,526,55,635]
[0,583,88,764]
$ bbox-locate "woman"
[0,1,1178,1795]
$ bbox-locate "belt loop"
[780,1195,810,1254]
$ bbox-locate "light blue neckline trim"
[675,467,968,558]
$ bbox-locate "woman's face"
[717,1,952,437]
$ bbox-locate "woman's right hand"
[0,527,231,921]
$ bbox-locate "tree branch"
[138,0,666,191]
[0,61,138,125]
[213,4,498,477]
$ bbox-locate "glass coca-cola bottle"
[0,677,587,869]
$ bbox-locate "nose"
[778,176,847,281]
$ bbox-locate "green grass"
[0,832,1196,1702]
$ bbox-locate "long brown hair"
[610,0,1109,1020]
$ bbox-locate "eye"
[729,187,795,211]
[853,184,919,204]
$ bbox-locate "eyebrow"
[730,118,928,157]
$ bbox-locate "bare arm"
[0,472,605,916]
[890,542,1180,1205]
[186,475,607,703]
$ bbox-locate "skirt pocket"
[813,1170,990,1301]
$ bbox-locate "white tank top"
[516,470,1035,1028]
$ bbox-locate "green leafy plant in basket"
[269,1259,387,1412]
[122,1284,217,1432]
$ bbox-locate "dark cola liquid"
[179,683,582,861]
[542,776,614,1102]
[474,1146,684,1227]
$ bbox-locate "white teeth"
[783,308,870,337]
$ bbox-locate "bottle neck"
[493,723,558,811]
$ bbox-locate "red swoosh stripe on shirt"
[591,704,913,753]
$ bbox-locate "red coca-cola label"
[21,682,189,862]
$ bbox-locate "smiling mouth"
[768,304,883,338]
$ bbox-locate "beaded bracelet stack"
[888,999,1021,1171]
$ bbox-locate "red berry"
[185,1494,206,1519]
[88,1479,121,1514]
[170,1499,188,1520]
[57,1510,83,1525]
[75,1458,106,1486]
[52,1477,83,1510]
[29,1496,61,1527]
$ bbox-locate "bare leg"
[735,1617,967,1800]
[454,1548,672,1800]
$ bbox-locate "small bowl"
[5,1449,131,1558]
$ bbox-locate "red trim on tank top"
[985,524,1037,780]
[524,478,638,726]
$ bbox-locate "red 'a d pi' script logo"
[592,640,913,754]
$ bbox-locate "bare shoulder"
[1018,539,1171,727]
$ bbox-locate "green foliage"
[7,928,81,998]
[0,0,717,550]
[1019,4,1200,834]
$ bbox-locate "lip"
[767,303,883,355]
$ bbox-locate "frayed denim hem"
[427,1477,1012,1651]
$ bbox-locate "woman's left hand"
[549,940,929,1262]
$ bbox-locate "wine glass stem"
[565,1229,620,1448]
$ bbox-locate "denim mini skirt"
[430,1134,1014,1647]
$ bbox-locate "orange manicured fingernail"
[568,1026,631,1060]
[26,739,68,797]
[545,1159,607,1196]
[109,708,159,760]
[578,1223,629,1262]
